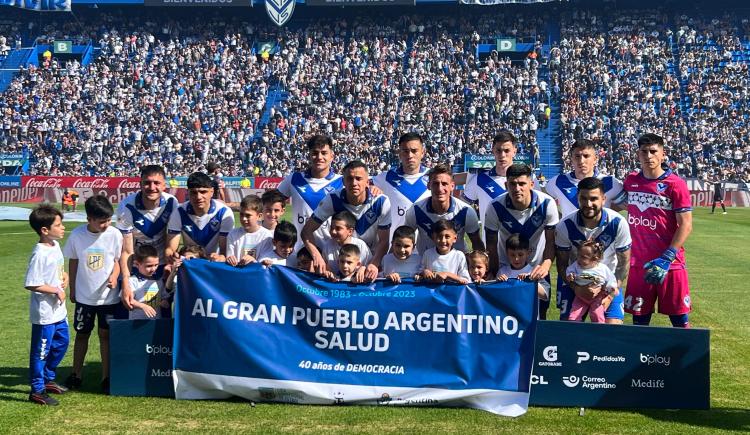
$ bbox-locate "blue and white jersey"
[278,169,343,247]
[312,188,391,247]
[116,191,178,259]
[404,196,480,254]
[545,171,626,218]
[464,167,509,232]
[555,207,631,272]
[372,166,430,240]
[484,190,559,268]
[167,199,235,254]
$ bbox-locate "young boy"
[418,219,471,284]
[63,195,123,394]
[295,247,314,272]
[261,189,286,232]
[381,225,422,283]
[257,221,297,266]
[497,234,550,306]
[163,245,204,317]
[25,205,70,405]
[226,195,273,266]
[324,244,363,282]
[320,211,371,274]
[127,245,167,320]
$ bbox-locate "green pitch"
[0,208,748,433]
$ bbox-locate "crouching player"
[25,205,70,405]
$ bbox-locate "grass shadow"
[637,407,750,432]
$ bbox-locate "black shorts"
[73,303,122,334]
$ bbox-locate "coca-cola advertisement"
[254,177,283,190]
[21,177,141,189]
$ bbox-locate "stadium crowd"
[0,9,749,181]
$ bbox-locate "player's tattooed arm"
[615,249,631,288]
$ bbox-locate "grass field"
[0,207,748,434]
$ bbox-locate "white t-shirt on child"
[421,248,471,282]
[24,241,67,325]
[380,253,423,279]
[128,271,167,320]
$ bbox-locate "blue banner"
[0,0,71,11]
[173,261,538,416]
[0,176,21,187]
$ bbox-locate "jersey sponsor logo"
[183,224,193,233]
[628,215,657,231]
[135,218,145,226]
[86,249,105,271]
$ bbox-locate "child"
[381,225,422,283]
[418,219,471,284]
[261,189,286,232]
[497,234,551,305]
[295,246,314,272]
[320,211,371,274]
[225,195,273,266]
[467,250,490,284]
[127,245,167,320]
[25,205,70,406]
[63,195,123,394]
[565,240,618,323]
[324,244,362,282]
[163,245,204,317]
[257,221,297,266]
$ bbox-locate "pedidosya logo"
[538,345,562,367]
[145,344,173,356]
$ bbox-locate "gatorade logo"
[145,344,173,356]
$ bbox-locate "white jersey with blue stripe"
[167,199,235,254]
[116,192,178,258]
[312,188,391,247]
[555,207,631,272]
[484,190,559,268]
[404,196,480,254]
[545,171,626,217]
[372,166,430,240]
[278,169,343,247]
[463,167,509,230]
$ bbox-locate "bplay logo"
[562,376,580,388]
[145,344,173,356]
[576,351,590,364]
[628,214,658,231]
[640,353,671,366]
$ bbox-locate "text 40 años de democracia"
[191,298,525,352]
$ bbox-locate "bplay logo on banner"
[173,261,539,416]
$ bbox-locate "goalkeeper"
[622,133,694,328]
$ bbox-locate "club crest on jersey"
[86,250,105,271]
[266,0,295,27]
[599,233,612,246]
[365,209,377,223]
[324,185,336,193]
[657,182,667,193]
[531,215,543,227]
[210,217,221,230]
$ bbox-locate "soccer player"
[484,164,558,318]
[623,133,693,327]
[117,165,178,310]
[711,175,727,214]
[25,205,70,405]
[404,163,483,254]
[372,132,431,240]
[302,160,391,282]
[462,131,520,239]
[63,195,123,394]
[166,172,235,262]
[555,177,631,324]
[277,134,343,248]
[545,138,626,218]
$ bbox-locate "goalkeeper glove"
[643,247,677,285]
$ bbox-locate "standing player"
[555,177,631,324]
[462,131,520,239]
[484,164,558,318]
[277,134,343,248]
[372,132,431,240]
[301,160,391,282]
[623,133,693,327]
[711,174,728,215]
[117,165,178,310]
[545,139,626,217]
[166,172,235,261]
[404,163,484,254]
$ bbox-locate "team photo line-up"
[24,129,692,406]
